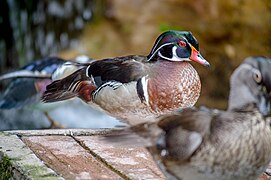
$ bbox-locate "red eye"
[179,41,186,47]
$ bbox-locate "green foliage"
[159,23,184,32]
[0,155,12,180]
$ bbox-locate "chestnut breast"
[147,61,201,112]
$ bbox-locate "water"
[0,0,125,130]
[0,0,93,72]
[0,99,125,130]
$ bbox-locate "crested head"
[147,31,210,67]
[228,56,271,116]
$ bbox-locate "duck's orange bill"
[190,46,210,67]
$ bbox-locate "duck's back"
[160,109,271,180]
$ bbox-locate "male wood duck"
[42,31,210,125]
[116,56,271,180]
[0,56,91,128]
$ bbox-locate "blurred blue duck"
[0,56,91,128]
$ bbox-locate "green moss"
[23,164,58,178]
[0,155,12,180]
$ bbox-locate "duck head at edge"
[228,56,271,116]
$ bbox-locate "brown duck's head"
[147,31,210,67]
[228,56,271,116]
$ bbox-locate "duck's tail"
[42,67,96,103]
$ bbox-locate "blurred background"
[0,0,270,130]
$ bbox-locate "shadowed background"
[0,0,270,129]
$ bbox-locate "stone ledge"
[0,129,164,180]
[0,129,270,180]
[0,133,63,180]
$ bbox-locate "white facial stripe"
[158,46,190,62]
[172,46,178,60]
[148,42,175,61]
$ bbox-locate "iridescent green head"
[148,31,210,67]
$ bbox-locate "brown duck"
[115,56,271,179]
[42,31,210,125]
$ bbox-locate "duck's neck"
[228,80,257,112]
[228,86,255,110]
[151,60,194,78]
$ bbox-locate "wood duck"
[42,31,210,125]
[0,56,91,128]
[119,56,271,180]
